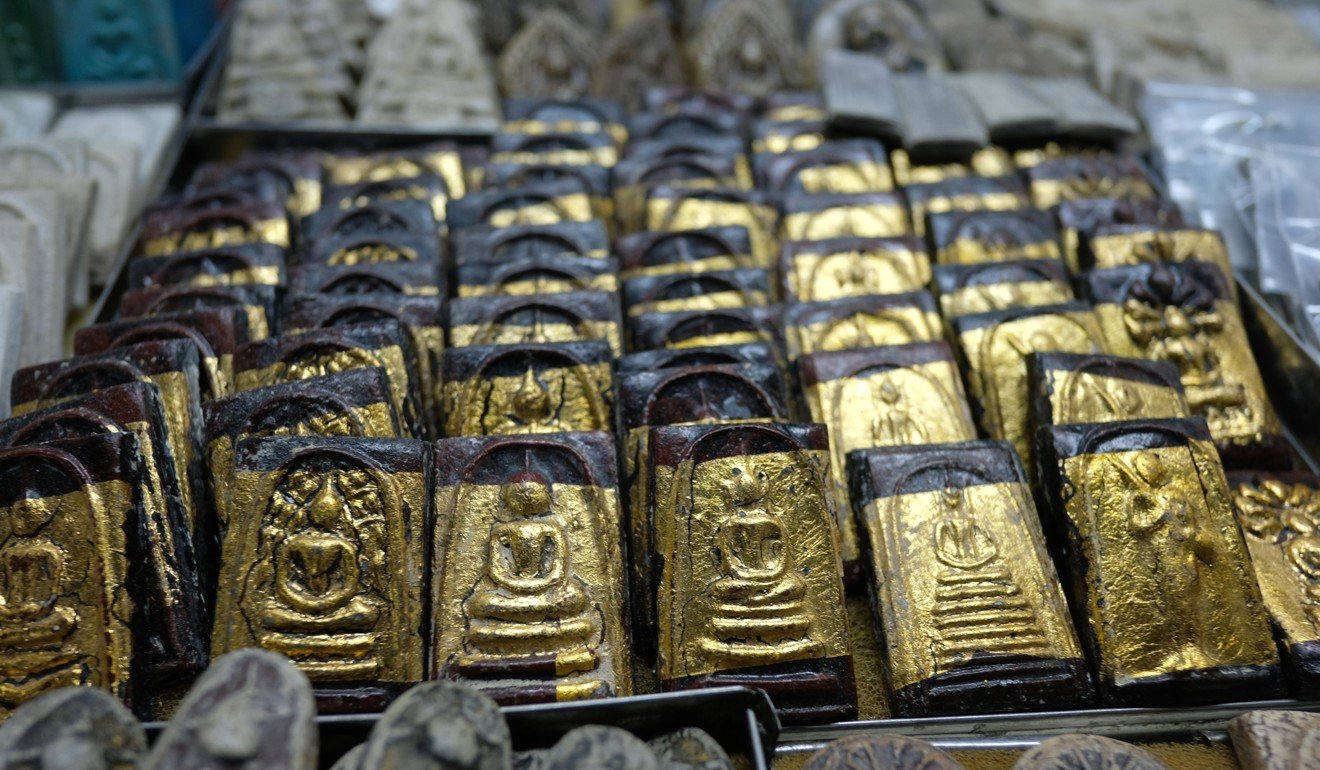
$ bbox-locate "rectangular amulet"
[780,236,931,303]
[934,259,1074,319]
[187,152,324,220]
[622,269,771,318]
[645,421,856,724]
[784,292,943,360]
[126,244,287,291]
[1026,154,1157,210]
[118,284,278,341]
[848,440,1094,716]
[643,186,776,262]
[929,208,1063,267]
[0,384,208,701]
[754,139,894,195]
[629,306,783,353]
[452,221,610,264]
[142,200,290,257]
[0,434,141,717]
[326,144,466,199]
[301,200,438,252]
[447,291,623,357]
[1055,197,1184,273]
[619,362,792,654]
[447,180,596,231]
[322,173,452,224]
[615,341,783,374]
[288,261,441,297]
[1037,417,1282,705]
[281,294,445,436]
[1027,352,1189,435]
[1086,261,1287,468]
[457,256,619,298]
[302,231,444,271]
[617,226,766,277]
[212,436,429,714]
[74,308,252,402]
[779,191,910,242]
[1228,470,1320,699]
[441,341,614,437]
[905,175,1029,239]
[11,340,207,547]
[431,431,632,703]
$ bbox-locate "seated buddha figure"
[0,493,80,705]
[258,464,385,681]
[702,464,821,666]
[460,471,602,682]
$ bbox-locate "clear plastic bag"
[1251,142,1320,348]
[1140,82,1320,275]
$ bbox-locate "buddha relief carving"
[255,458,392,680]
[497,9,597,99]
[0,448,131,716]
[868,377,927,446]
[460,471,603,683]
[702,463,820,667]
[592,6,684,112]
[925,480,1049,670]
[1121,268,1247,432]
[434,436,630,701]
[688,0,806,98]
[450,349,610,436]
[1064,373,1145,423]
[0,494,79,690]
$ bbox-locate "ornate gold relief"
[432,433,630,702]
[852,442,1091,715]
[650,423,852,711]
[1044,421,1279,702]
[0,441,135,717]
[1090,228,1235,298]
[442,342,614,437]
[213,439,427,687]
[1088,263,1284,464]
[1231,473,1320,693]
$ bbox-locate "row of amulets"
[0,88,1314,728]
